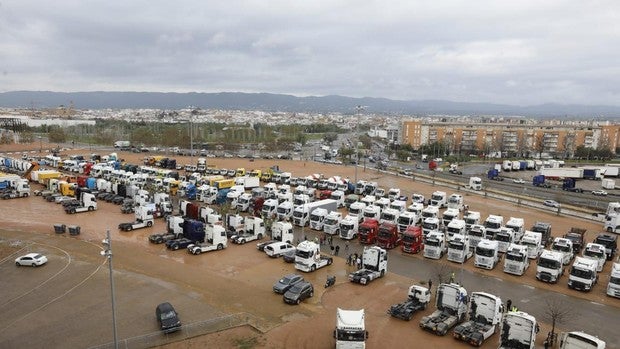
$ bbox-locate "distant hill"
[1,90,619,117]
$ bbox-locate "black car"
[594,234,617,261]
[273,274,304,294]
[155,302,181,334]
[283,281,314,305]
[166,238,194,250]
[282,249,296,263]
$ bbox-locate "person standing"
[335,245,340,256]
[428,279,433,294]
[344,241,349,252]
[506,299,512,313]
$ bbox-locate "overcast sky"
[1,1,618,106]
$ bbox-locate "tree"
[19,131,34,143]
[48,126,67,143]
[542,297,573,346]
[323,132,338,145]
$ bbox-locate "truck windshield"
[341,223,353,230]
[378,229,392,239]
[538,258,560,269]
[448,242,464,250]
[336,329,365,342]
[295,249,313,259]
[422,211,434,218]
[363,211,375,218]
[310,214,320,221]
[495,234,511,242]
[447,227,461,234]
[423,222,438,230]
[465,218,476,225]
[398,217,412,225]
[506,253,525,261]
[403,234,416,243]
[381,213,395,221]
[610,276,620,285]
[293,211,303,218]
[431,194,442,201]
[470,229,484,237]
[476,247,494,257]
[325,218,338,225]
[552,244,571,253]
[584,250,604,259]
[425,238,441,247]
[349,208,360,215]
[485,221,500,229]
[570,268,593,279]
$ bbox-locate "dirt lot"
[1,142,619,348]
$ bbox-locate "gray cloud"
[0,0,618,106]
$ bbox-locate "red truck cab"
[377,222,401,249]
[358,219,379,244]
[402,226,423,253]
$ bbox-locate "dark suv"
[273,274,304,294]
[283,281,314,305]
[155,302,181,333]
[594,234,617,261]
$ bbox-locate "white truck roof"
[337,308,365,330]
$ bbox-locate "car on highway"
[543,199,561,208]
[15,253,48,267]
[592,190,608,196]
[512,178,525,184]
[273,273,304,294]
[155,302,181,334]
[283,281,314,305]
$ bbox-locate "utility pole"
[101,230,119,349]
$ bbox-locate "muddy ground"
[1,142,618,348]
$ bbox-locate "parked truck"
[563,227,586,255]
[375,222,400,249]
[292,199,338,227]
[118,206,155,231]
[568,256,598,292]
[231,217,265,244]
[358,218,379,244]
[606,262,620,298]
[323,211,342,236]
[582,243,607,272]
[447,234,472,263]
[430,191,447,208]
[148,216,184,244]
[271,221,294,243]
[464,211,481,231]
[520,231,543,259]
[387,285,430,321]
[453,292,503,347]
[294,240,333,272]
[551,237,574,265]
[504,244,530,276]
[348,246,388,285]
[536,250,565,283]
[187,224,228,254]
[334,308,367,349]
[419,283,468,336]
[397,211,419,233]
[309,207,329,230]
[531,221,552,247]
[339,215,359,240]
[499,311,538,349]
[424,231,446,260]
[64,192,97,214]
[402,226,424,254]
[468,177,482,190]
[474,239,500,270]
[483,215,503,240]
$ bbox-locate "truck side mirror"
[333,330,336,339]
[366,331,369,339]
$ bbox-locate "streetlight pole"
[101,230,119,349]
[38,136,42,154]
[354,106,364,184]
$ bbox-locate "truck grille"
[448,252,459,260]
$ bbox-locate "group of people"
[346,253,363,269]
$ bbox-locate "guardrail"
[88,312,273,349]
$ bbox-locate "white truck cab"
[504,244,530,276]
[339,215,359,240]
[536,250,565,283]
[442,208,460,227]
[423,231,446,260]
[422,217,441,237]
[362,205,381,221]
[469,225,486,251]
[568,256,598,292]
[421,205,439,220]
[446,219,466,239]
[464,211,481,231]
[334,308,367,349]
[348,201,367,223]
[559,331,606,349]
[430,191,447,208]
[474,239,500,270]
[505,217,525,242]
[483,215,503,240]
[494,227,515,253]
[551,237,574,265]
[582,243,606,272]
[606,262,620,298]
[447,193,464,211]
[520,231,543,259]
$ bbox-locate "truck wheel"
[607,227,613,233]
[195,250,201,255]
[296,299,300,305]
[327,259,333,265]
[173,245,179,250]
[127,226,133,231]
[257,234,263,239]
[361,278,367,285]
[88,206,94,211]
[311,265,316,272]
[147,221,153,227]
[70,208,76,214]
[217,244,223,250]
[15,262,20,266]
[380,270,385,278]
[310,291,314,297]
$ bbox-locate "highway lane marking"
[521,284,535,290]
[590,301,604,306]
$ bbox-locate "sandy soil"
[1,142,619,348]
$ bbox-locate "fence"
[89,312,273,349]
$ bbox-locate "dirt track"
[1,143,619,348]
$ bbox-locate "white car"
[592,190,608,196]
[264,242,296,258]
[15,253,48,267]
[543,200,561,208]
[512,178,525,184]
